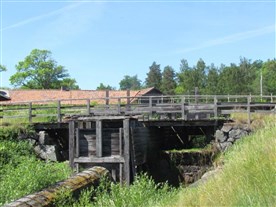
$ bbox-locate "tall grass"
[0,125,72,205]
[172,119,276,206]
[53,174,177,207]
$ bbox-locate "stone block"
[38,131,54,145]
[215,130,227,142]
[221,124,233,133]
[34,144,59,161]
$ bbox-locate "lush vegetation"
[53,173,177,207]
[0,125,71,205]
[3,49,275,96]
[119,58,275,95]
[172,116,276,206]
[9,49,79,89]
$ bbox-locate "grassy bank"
[0,125,71,205]
[172,118,276,206]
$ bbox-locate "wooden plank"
[123,119,130,185]
[86,99,91,115]
[69,121,75,168]
[74,156,124,163]
[28,102,32,123]
[57,100,61,123]
[76,128,80,173]
[96,120,103,157]
[119,127,123,185]
[106,90,109,106]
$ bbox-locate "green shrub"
[0,124,34,141]
[0,138,71,205]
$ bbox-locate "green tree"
[9,49,79,89]
[262,59,276,95]
[217,63,240,94]
[175,58,206,95]
[205,63,219,95]
[193,58,206,92]
[175,59,193,94]
[96,83,115,90]
[161,66,176,95]
[145,61,162,89]
[0,64,7,72]
[119,75,142,90]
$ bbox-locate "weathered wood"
[247,97,251,126]
[86,99,91,115]
[4,167,110,207]
[57,100,61,122]
[106,90,109,106]
[123,119,130,185]
[96,120,103,157]
[28,102,32,123]
[76,128,80,172]
[69,121,75,168]
[75,156,124,163]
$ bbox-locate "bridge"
[1,94,275,184]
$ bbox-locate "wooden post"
[106,90,109,106]
[149,96,152,119]
[214,96,218,118]
[123,119,130,185]
[247,96,251,126]
[195,87,199,104]
[57,100,61,123]
[118,98,121,114]
[119,128,123,185]
[96,120,103,157]
[181,97,187,120]
[86,99,90,115]
[75,128,80,172]
[69,120,75,169]
[126,89,130,111]
[28,102,32,123]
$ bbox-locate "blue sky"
[0,0,275,90]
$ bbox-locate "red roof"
[3,87,160,104]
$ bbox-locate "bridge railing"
[0,94,275,124]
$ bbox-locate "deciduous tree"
[119,75,142,90]
[9,49,79,89]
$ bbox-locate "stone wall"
[215,123,251,151]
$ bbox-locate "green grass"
[0,125,72,205]
[53,174,177,207]
[172,120,276,206]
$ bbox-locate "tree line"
[1,49,275,95]
[97,57,276,96]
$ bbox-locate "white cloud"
[178,24,275,53]
[1,2,84,31]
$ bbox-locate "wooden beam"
[74,156,124,163]
[28,102,32,123]
[69,120,75,168]
[123,119,130,185]
[76,128,80,172]
[96,120,103,157]
[119,127,123,185]
[106,90,110,106]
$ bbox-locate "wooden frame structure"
[69,116,135,185]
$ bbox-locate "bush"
[0,124,34,141]
[53,174,177,207]
[0,138,71,205]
